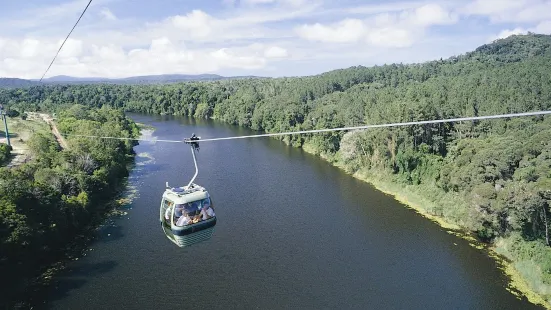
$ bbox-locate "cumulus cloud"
[147,6,314,44]
[295,19,366,43]
[295,3,456,47]
[494,28,529,40]
[410,4,458,26]
[20,39,42,58]
[491,19,551,41]
[2,0,551,79]
[211,48,266,69]
[0,36,282,79]
[461,0,551,23]
[169,10,215,39]
[264,46,289,58]
[58,38,84,58]
[367,28,416,48]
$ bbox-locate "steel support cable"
[39,0,93,82]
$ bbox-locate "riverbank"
[9,152,141,310]
[0,106,140,310]
[300,143,551,309]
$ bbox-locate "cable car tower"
[0,104,11,147]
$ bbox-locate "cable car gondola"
[159,134,216,247]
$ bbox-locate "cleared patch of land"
[0,113,61,167]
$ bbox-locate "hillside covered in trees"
[1,33,551,305]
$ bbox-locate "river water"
[36,113,542,309]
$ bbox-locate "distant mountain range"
[0,74,262,88]
[0,78,39,88]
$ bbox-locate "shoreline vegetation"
[0,105,139,309]
[1,33,551,308]
[21,173,137,309]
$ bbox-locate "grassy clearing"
[0,117,49,166]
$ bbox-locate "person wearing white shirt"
[176,213,192,226]
[200,205,215,220]
[164,206,172,221]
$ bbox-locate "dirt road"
[41,114,68,149]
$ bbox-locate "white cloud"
[535,20,551,33]
[169,10,215,39]
[295,19,366,43]
[146,4,320,44]
[264,46,289,58]
[20,39,41,58]
[211,48,266,69]
[295,3,456,47]
[0,36,277,79]
[494,28,529,40]
[367,28,416,48]
[100,8,117,21]
[461,0,551,23]
[410,4,458,26]
[491,19,551,41]
[91,44,126,61]
[2,0,550,79]
[58,38,84,58]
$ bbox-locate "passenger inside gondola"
[200,198,215,220]
[164,200,174,222]
[176,212,192,226]
[174,198,215,227]
[174,204,184,218]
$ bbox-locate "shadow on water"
[29,261,118,310]
[94,224,125,244]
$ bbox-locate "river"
[35,113,542,309]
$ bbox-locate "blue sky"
[1,0,550,79]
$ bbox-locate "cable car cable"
[39,0,93,82]
[59,109,551,143]
[197,110,551,142]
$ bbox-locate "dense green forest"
[0,105,139,308]
[1,33,551,304]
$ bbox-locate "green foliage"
[0,143,11,165]
[0,105,137,307]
